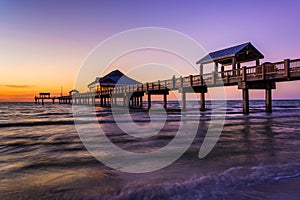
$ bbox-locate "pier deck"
[66,58,300,114]
[36,57,300,114]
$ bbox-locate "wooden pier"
[34,92,72,105]
[35,43,300,114]
[65,57,300,114]
[35,93,56,105]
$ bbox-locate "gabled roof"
[69,89,79,94]
[69,89,79,93]
[88,70,141,88]
[100,70,141,87]
[88,77,100,88]
[196,42,264,65]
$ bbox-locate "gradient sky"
[1,0,300,101]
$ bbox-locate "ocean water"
[0,100,300,200]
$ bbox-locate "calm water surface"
[0,100,300,199]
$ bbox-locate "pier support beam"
[163,93,167,109]
[238,81,275,114]
[123,97,126,107]
[136,97,139,107]
[265,89,272,113]
[179,85,207,111]
[182,92,186,111]
[140,96,143,108]
[200,92,206,111]
[147,94,151,109]
[242,89,249,114]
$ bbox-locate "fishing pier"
[36,43,300,114]
[34,92,72,105]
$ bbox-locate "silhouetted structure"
[88,70,140,92]
[196,42,265,113]
[85,70,141,106]
[35,93,56,105]
[36,43,300,114]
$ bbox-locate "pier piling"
[182,92,186,111]
[148,94,151,109]
[200,92,205,111]
[242,89,249,114]
[265,89,272,113]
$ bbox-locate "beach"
[0,100,300,199]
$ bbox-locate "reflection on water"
[0,101,300,199]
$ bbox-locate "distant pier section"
[34,92,72,105]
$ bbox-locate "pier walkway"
[66,58,300,114]
[36,43,300,114]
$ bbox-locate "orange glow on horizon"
[0,85,73,102]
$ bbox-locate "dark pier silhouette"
[34,92,73,105]
[35,43,300,114]
[35,93,56,105]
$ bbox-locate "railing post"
[172,75,176,89]
[221,66,225,78]
[242,66,247,82]
[146,82,149,91]
[284,59,290,79]
[262,64,265,80]
[199,64,203,76]
[180,76,183,88]
[237,63,241,76]
[256,59,260,66]
[232,57,236,76]
[212,71,216,84]
[189,75,193,86]
[158,80,160,90]
[226,71,229,84]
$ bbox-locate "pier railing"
[70,58,300,98]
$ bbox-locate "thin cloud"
[0,84,33,88]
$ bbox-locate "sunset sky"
[1,0,300,102]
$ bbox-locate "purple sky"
[1,0,300,100]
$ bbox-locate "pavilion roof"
[88,70,141,88]
[196,42,264,66]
